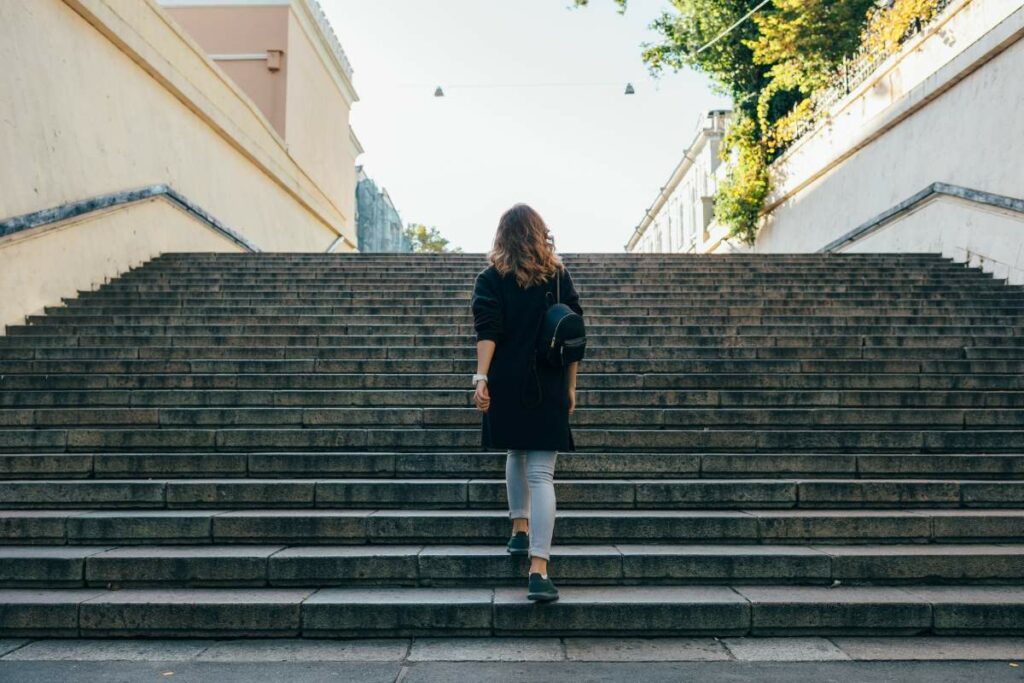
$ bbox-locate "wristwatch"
[472,373,488,386]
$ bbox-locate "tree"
[573,0,876,243]
[403,224,463,253]
[748,0,875,154]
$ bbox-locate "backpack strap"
[520,269,560,409]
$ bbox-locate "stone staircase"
[1,251,1023,637]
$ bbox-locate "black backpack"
[520,268,587,408]
[535,268,587,368]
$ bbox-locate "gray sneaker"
[527,572,559,602]
[506,531,529,556]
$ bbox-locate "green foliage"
[571,0,627,13]
[749,0,874,155]
[712,112,768,246]
[575,0,875,241]
[863,0,941,53]
[749,0,875,93]
[402,224,463,254]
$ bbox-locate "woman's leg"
[506,449,529,532]
[526,449,558,571]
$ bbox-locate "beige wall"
[0,199,244,330]
[0,0,359,332]
[166,5,290,135]
[284,10,359,228]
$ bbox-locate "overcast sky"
[326,0,729,252]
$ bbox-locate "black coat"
[471,264,584,451]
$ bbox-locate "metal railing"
[819,182,1024,253]
[0,185,260,252]
[789,0,955,143]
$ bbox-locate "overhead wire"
[398,0,775,93]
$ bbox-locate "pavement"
[0,637,1022,682]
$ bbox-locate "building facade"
[161,0,364,237]
[0,0,362,330]
[626,110,730,254]
[355,167,412,253]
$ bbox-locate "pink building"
[161,0,363,230]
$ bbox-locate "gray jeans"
[505,449,558,560]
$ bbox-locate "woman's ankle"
[511,518,529,534]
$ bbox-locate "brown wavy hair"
[488,203,563,288]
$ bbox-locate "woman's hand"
[567,361,579,416]
[474,380,490,413]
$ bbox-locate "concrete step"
[2,427,1024,453]
[7,335,1021,351]
[30,311,1024,326]
[0,584,1021,637]
[4,358,1024,376]
[9,324,1021,338]
[50,301,1024,315]
[5,373,1023,392]
[2,407,1022,429]
[1,477,1022,510]
[1,543,1023,588]
[11,425,1024,452]
[108,272,1004,284]
[3,508,1024,545]
[6,389,1023,410]
[3,452,1024,480]
[5,345,1024,362]
[66,287,1024,300]
[84,286,1015,299]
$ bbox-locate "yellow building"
[0,0,363,331]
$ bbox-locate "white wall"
[841,195,1024,283]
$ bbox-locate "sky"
[325,0,730,253]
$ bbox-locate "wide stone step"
[86,294,1015,308]
[110,276,999,290]
[3,508,1024,545]
[6,390,1023,413]
[30,311,1024,327]
[5,345,1023,362]
[3,373,1022,393]
[88,285,1013,298]
[9,323,1020,338]
[1,543,1022,588]
[0,584,1021,637]
[51,302,1024,316]
[0,452,1022,480]
[2,427,1022,453]
[43,311,1024,329]
[67,289,1022,303]
[7,334,1021,351]
[1,406,1022,428]
[0,477,1021,510]
[4,358,1024,376]
[3,451,1023,480]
